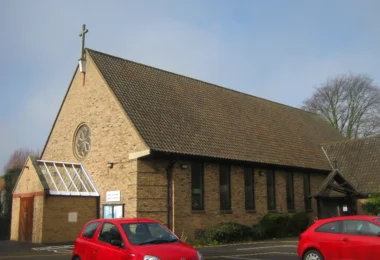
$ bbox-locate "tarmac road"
[0,238,300,260]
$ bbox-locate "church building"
[10,27,361,243]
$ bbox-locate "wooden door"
[19,197,34,242]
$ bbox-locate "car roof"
[316,215,380,224]
[88,218,159,224]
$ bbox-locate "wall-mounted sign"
[68,212,77,222]
[106,191,121,202]
[343,206,348,212]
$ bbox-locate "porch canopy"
[37,159,99,196]
[312,169,360,198]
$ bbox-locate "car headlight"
[197,251,204,260]
[144,256,161,260]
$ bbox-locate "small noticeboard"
[106,191,121,202]
[68,212,77,222]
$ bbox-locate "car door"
[340,220,380,260]
[78,221,102,260]
[313,220,344,260]
[93,222,131,260]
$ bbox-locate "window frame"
[191,162,204,211]
[303,173,312,211]
[244,167,255,210]
[98,222,124,246]
[342,220,380,237]
[219,164,231,211]
[286,172,295,211]
[266,169,276,211]
[81,221,100,239]
[103,204,124,219]
[315,221,342,234]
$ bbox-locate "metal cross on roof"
[79,24,89,61]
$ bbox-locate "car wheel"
[73,256,81,260]
[303,249,324,260]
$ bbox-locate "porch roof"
[36,159,99,196]
[313,169,361,198]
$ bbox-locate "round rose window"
[74,124,91,159]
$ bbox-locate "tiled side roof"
[322,135,380,194]
[88,49,344,171]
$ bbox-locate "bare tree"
[3,148,41,174]
[302,73,380,139]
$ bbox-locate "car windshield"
[374,218,380,223]
[121,222,178,245]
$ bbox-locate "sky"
[0,0,379,175]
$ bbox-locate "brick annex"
[10,46,379,243]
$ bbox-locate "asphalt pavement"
[0,238,300,260]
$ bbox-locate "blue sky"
[0,0,379,174]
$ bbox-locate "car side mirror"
[111,239,122,247]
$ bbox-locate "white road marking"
[31,245,74,254]
[236,245,296,251]
[222,257,261,260]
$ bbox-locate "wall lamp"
[259,170,265,176]
[107,162,114,169]
[179,164,188,169]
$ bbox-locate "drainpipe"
[166,160,176,230]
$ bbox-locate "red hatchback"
[297,215,380,260]
[72,218,204,260]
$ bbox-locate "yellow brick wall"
[41,53,147,219]
[43,196,97,243]
[11,158,46,243]
[137,158,327,241]
[33,196,44,243]
[10,198,20,241]
[13,158,44,194]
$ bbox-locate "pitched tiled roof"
[88,49,344,171]
[322,135,380,194]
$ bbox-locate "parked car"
[72,218,204,260]
[297,215,380,260]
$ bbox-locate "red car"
[297,215,380,260]
[72,218,204,260]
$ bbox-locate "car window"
[98,222,123,245]
[343,220,380,236]
[82,222,100,239]
[121,222,177,245]
[315,221,341,233]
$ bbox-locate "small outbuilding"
[11,157,99,243]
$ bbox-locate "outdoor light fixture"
[107,162,114,169]
[259,170,265,176]
[180,164,188,169]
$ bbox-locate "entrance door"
[19,197,34,242]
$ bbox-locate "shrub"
[251,224,266,240]
[288,212,310,235]
[199,222,253,244]
[260,213,291,238]
[0,215,10,240]
[363,194,380,215]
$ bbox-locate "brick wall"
[10,198,20,241]
[137,158,327,241]
[11,158,45,242]
[42,196,97,243]
[41,53,147,220]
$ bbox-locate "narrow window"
[191,163,204,210]
[244,167,255,210]
[103,204,124,219]
[267,170,276,210]
[219,164,231,210]
[286,172,295,210]
[304,173,312,210]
